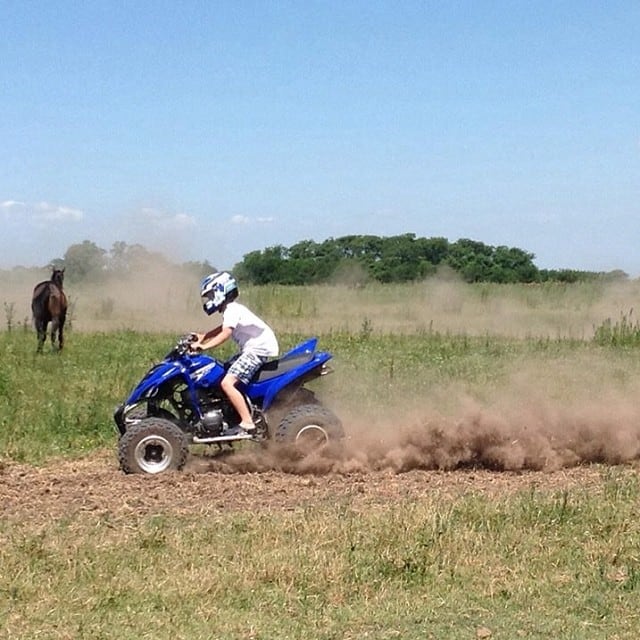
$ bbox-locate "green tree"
[106,242,170,275]
[446,239,493,282]
[415,236,449,265]
[63,240,107,282]
[238,246,286,284]
[491,246,538,283]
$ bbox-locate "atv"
[114,335,343,474]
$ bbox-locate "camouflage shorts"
[227,351,268,385]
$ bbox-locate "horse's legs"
[50,318,60,350]
[35,320,47,353]
[58,317,65,350]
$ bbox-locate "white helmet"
[200,271,238,315]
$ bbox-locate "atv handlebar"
[165,334,200,359]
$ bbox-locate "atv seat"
[252,352,315,383]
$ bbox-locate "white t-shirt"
[222,301,279,357]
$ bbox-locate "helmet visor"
[201,290,223,315]
[202,298,217,315]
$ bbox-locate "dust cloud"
[194,350,640,476]
[0,263,204,333]
[195,386,640,476]
[71,263,205,333]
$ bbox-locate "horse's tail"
[31,281,50,320]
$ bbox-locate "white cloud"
[139,207,196,230]
[173,212,196,227]
[35,202,84,221]
[230,214,274,225]
[1,200,26,210]
[1,199,83,222]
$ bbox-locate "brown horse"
[32,268,68,352]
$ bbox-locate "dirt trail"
[0,447,626,525]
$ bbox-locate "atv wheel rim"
[294,424,330,453]
[134,434,174,474]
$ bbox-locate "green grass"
[2,470,640,639]
[0,331,164,463]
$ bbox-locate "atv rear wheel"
[118,417,188,474]
[266,388,319,433]
[274,404,343,453]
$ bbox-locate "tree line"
[43,240,215,283]
[234,234,626,285]
[8,235,626,285]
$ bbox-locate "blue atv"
[114,335,343,474]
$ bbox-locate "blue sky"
[2,1,638,274]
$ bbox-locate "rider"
[190,271,279,434]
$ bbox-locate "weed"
[3,301,15,331]
[593,310,640,346]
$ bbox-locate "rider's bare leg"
[220,373,254,429]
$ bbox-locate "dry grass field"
[4,265,640,337]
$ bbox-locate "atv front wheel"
[275,404,343,453]
[118,417,188,474]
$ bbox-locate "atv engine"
[195,390,232,437]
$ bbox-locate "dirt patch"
[3,397,640,525]
[0,446,627,525]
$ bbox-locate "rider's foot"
[225,423,255,436]
[239,421,256,432]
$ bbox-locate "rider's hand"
[188,333,204,352]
